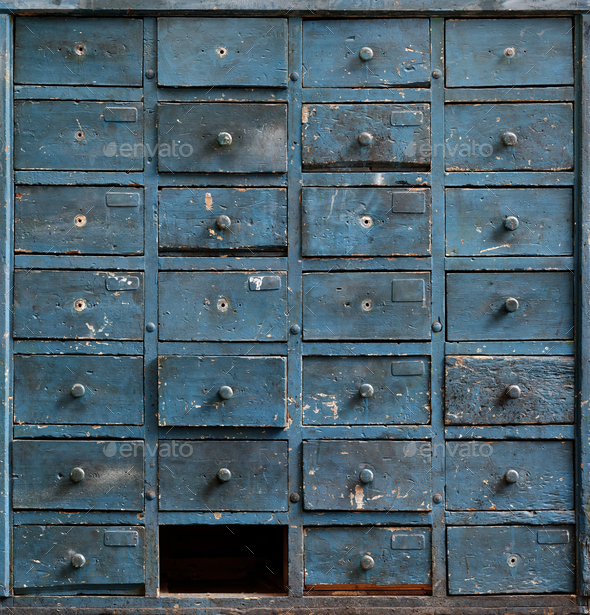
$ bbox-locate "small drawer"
[303,19,430,87]
[157,18,287,87]
[14,101,143,171]
[445,440,574,511]
[14,355,144,425]
[158,440,288,511]
[15,186,144,256]
[445,188,573,257]
[13,525,145,595]
[445,103,573,172]
[303,440,432,511]
[13,270,145,341]
[303,272,431,341]
[158,271,287,342]
[446,272,573,341]
[445,355,574,425]
[157,103,287,173]
[303,356,430,426]
[304,527,432,592]
[158,355,286,427]
[447,525,575,594]
[302,188,431,257]
[12,440,144,510]
[158,188,287,252]
[445,18,574,88]
[15,18,143,86]
[302,104,430,169]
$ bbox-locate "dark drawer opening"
[160,525,287,594]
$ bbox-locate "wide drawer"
[158,440,288,511]
[303,440,432,511]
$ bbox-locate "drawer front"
[446,188,573,257]
[158,271,287,342]
[14,355,144,425]
[159,188,287,252]
[447,525,575,594]
[13,525,145,593]
[15,186,144,256]
[445,18,574,87]
[14,101,143,171]
[445,356,574,425]
[446,440,574,511]
[304,527,432,590]
[303,356,430,426]
[302,188,431,257]
[302,104,430,169]
[12,440,144,510]
[158,440,288,511]
[445,103,573,172]
[157,18,287,87]
[158,356,286,427]
[302,19,430,87]
[303,440,432,511]
[15,18,143,86]
[13,270,145,340]
[157,103,287,173]
[446,272,573,341]
[303,272,431,341]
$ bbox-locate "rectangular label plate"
[391,191,426,214]
[104,530,138,547]
[105,275,140,291]
[106,192,140,207]
[249,275,282,291]
[538,530,570,544]
[391,111,423,126]
[391,360,425,376]
[391,534,425,550]
[104,107,138,122]
[392,279,425,302]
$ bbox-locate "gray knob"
[504,216,519,231]
[216,468,232,483]
[360,555,375,570]
[69,467,85,483]
[70,383,86,398]
[217,132,232,146]
[505,297,519,313]
[359,47,374,61]
[358,132,374,146]
[506,384,521,399]
[71,553,86,568]
[216,215,232,230]
[505,469,520,484]
[218,386,234,400]
[359,469,374,484]
[502,132,518,146]
[359,383,374,398]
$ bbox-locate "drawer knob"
[69,467,85,483]
[504,47,516,58]
[506,384,521,399]
[504,297,520,313]
[504,216,520,231]
[502,132,518,146]
[359,383,374,398]
[358,132,374,146]
[359,468,374,484]
[215,215,232,230]
[218,386,234,400]
[359,47,374,62]
[70,383,86,398]
[505,469,520,484]
[216,468,232,483]
[360,554,375,570]
[217,132,233,146]
[71,553,86,568]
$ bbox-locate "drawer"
[302,104,430,169]
[302,188,431,257]
[12,440,144,510]
[445,103,573,172]
[445,18,574,87]
[303,272,431,341]
[158,271,287,342]
[446,188,573,257]
[15,18,143,86]
[159,188,287,252]
[303,19,430,87]
[446,272,573,341]
[157,103,287,173]
[447,525,575,594]
[445,356,574,425]
[13,525,145,594]
[15,186,144,256]
[158,356,286,427]
[14,101,143,171]
[304,527,432,591]
[445,440,574,511]
[13,270,145,340]
[157,18,287,87]
[14,355,143,425]
[303,440,432,511]
[303,356,430,426]
[158,440,288,511]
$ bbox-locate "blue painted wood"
[303,426,433,440]
[158,342,287,356]
[445,256,575,271]
[303,172,430,186]
[304,88,431,103]
[15,171,144,185]
[15,256,145,270]
[158,88,288,103]
[14,425,144,439]
[446,87,575,103]
[445,425,575,440]
[303,258,432,271]
[14,511,146,525]
[444,171,575,186]
[446,511,576,525]
[445,341,575,355]
[158,257,287,271]
[14,86,144,101]
[13,340,143,355]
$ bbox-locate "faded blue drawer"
[14,101,143,171]
[303,272,431,341]
[303,440,432,511]
[13,525,145,595]
[303,356,430,426]
[303,19,430,87]
[15,186,144,256]
[13,270,145,340]
[447,525,575,594]
[157,18,287,87]
[158,440,288,511]
[302,188,431,257]
[14,355,143,425]
[446,272,573,341]
[158,356,286,427]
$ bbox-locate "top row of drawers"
[14,17,574,89]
